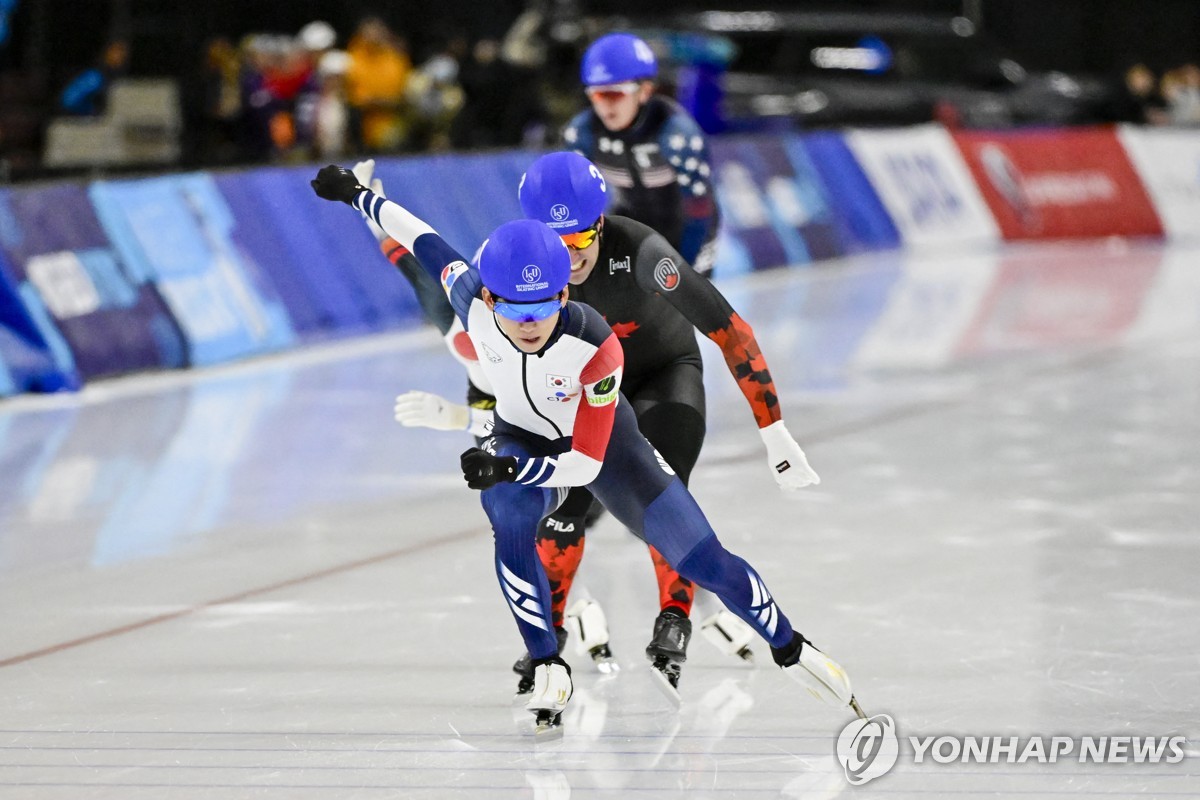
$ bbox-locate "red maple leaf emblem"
[610,320,641,339]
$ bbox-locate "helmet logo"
[550,204,570,222]
[522,265,542,285]
[587,65,613,84]
[634,40,655,64]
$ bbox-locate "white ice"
[0,240,1197,799]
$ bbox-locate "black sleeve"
[630,229,735,337]
[631,227,783,429]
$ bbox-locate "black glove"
[311,164,366,205]
[460,447,519,490]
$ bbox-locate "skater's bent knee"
[673,533,728,585]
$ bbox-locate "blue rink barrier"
[796,132,901,253]
[709,133,899,274]
[0,133,903,396]
[89,174,295,366]
[370,149,540,259]
[0,191,81,394]
[0,183,186,382]
[216,167,417,341]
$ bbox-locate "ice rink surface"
[1,240,1197,799]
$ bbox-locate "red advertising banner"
[951,128,1163,240]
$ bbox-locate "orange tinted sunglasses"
[586,82,640,102]
[560,224,600,250]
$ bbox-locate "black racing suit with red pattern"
[542,214,784,623]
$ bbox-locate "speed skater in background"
[563,32,721,277]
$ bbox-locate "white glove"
[759,420,820,491]
[394,390,470,432]
[352,158,389,241]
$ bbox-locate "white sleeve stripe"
[519,597,543,614]
[520,458,553,486]
[531,450,602,488]
[501,562,537,596]
[375,195,437,250]
[368,193,385,223]
[515,459,538,482]
[749,568,763,607]
[507,598,549,630]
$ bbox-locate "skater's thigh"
[628,362,706,485]
[588,401,676,538]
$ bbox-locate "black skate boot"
[645,607,691,705]
[514,627,569,696]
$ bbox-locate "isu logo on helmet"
[522,265,542,285]
[520,152,608,233]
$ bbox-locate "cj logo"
[836,714,899,785]
[522,265,541,284]
[550,204,570,222]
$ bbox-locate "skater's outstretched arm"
[311,164,476,328]
[629,230,820,490]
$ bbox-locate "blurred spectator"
[297,20,337,58]
[452,38,520,148]
[293,20,340,157]
[345,17,412,152]
[1162,64,1200,126]
[311,49,352,158]
[500,0,579,144]
[266,35,319,159]
[237,32,325,162]
[237,35,279,160]
[182,36,242,166]
[406,36,466,152]
[1103,63,1169,125]
[59,38,129,116]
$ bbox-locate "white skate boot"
[525,657,573,737]
[773,633,865,717]
[699,609,755,662]
[564,598,618,673]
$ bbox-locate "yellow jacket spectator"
[345,17,411,150]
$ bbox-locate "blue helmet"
[477,219,571,321]
[580,33,657,86]
[518,151,608,235]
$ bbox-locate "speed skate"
[526,659,573,738]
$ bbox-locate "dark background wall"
[3,0,1199,82]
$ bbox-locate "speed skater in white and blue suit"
[310,164,866,730]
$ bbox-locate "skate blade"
[649,666,682,708]
[533,712,564,740]
[593,656,620,675]
[849,696,867,720]
[735,646,755,663]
